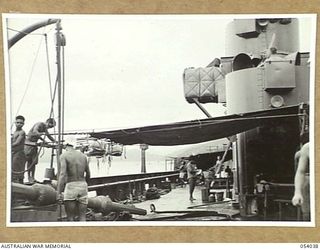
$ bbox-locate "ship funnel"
[233,53,253,71]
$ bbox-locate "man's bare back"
[27,122,55,143]
[60,148,90,183]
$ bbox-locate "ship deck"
[132,185,240,221]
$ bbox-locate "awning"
[89,105,301,146]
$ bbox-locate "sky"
[4,14,314,157]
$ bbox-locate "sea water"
[28,157,173,182]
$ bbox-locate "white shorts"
[64,181,88,205]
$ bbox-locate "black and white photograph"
[3,14,316,226]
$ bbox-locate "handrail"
[88,173,179,191]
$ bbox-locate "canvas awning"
[89,105,301,146]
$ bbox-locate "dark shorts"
[24,146,38,165]
[188,177,196,187]
[12,150,26,182]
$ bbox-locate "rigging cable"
[44,34,54,108]
[10,24,56,130]
[11,23,59,176]
[49,75,59,119]
[61,45,66,142]
[44,33,58,170]
[12,33,45,129]
[44,32,58,144]
[42,24,57,117]
[7,27,44,36]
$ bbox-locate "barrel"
[44,168,55,179]
[208,194,216,202]
[201,188,209,202]
[216,191,224,202]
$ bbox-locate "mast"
[8,19,63,177]
[55,20,66,173]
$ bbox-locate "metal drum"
[44,168,55,179]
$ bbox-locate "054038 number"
[300,244,319,248]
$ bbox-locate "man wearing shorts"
[24,118,56,183]
[186,156,198,201]
[11,115,26,183]
[57,137,91,221]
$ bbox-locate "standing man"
[214,156,223,178]
[24,118,56,183]
[292,142,310,221]
[178,160,187,187]
[186,156,198,201]
[11,115,26,183]
[57,137,91,221]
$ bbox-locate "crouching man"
[57,137,91,221]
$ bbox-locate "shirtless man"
[57,137,91,221]
[292,142,310,220]
[24,118,56,183]
[186,156,198,201]
[214,156,223,177]
[178,160,187,187]
[11,115,26,183]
